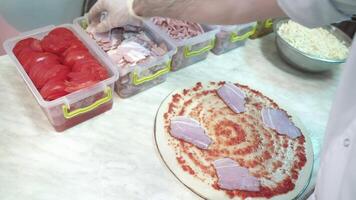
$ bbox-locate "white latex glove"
[88,0,140,33]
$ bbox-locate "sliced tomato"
[62,40,88,57]
[41,34,71,55]
[63,50,94,66]
[67,70,100,83]
[66,38,84,46]
[16,46,33,58]
[71,59,109,80]
[30,64,70,89]
[72,59,101,72]
[30,39,43,52]
[65,80,99,93]
[18,51,42,72]
[13,38,36,56]
[17,48,36,62]
[48,27,75,41]
[30,52,60,65]
[22,52,60,73]
[29,62,50,84]
[40,79,68,101]
[13,38,43,58]
[96,66,109,80]
[66,69,102,94]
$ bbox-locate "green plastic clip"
[230,26,257,43]
[132,61,171,85]
[264,19,274,29]
[62,87,112,119]
[184,39,215,58]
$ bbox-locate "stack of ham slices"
[152,17,205,41]
[87,26,168,76]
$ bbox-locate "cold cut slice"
[170,116,212,149]
[217,83,246,114]
[261,108,302,139]
[213,158,260,191]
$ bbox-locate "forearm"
[133,0,286,24]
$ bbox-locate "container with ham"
[211,22,256,55]
[76,17,176,98]
[147,17,218,71]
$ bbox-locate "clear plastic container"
[74,17,176,98]
[250,18,274,39]
[3,24,119,132]
[144,19,219,71]
[211,22,257,55]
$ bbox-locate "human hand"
[88,0,140,33]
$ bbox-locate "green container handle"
[132,61,171,85]
[184,39,215,58]
[230,26,257,43]
[62,87,112,119]
[264,19,274,29]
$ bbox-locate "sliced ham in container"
[170,116,212,149]
[87,27,168,77]
[152,17,204,41]
[261,107,302,139]
[217,83,246,114]
[213,158,260,191]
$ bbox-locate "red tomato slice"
[13,38,36,56]
[30,64,70,89]
[40,79,68,101]
[41,34,71,55]
[66,70,101,94]
[17,48,36,62]
[44,65,70,84]
[30,39,43,52]
[30,52,60,66]
[29,62,51,85]
[65,80,99,93]
[71,59,109,80]
[61,40,88,57]
[96,66,109,80]
[16,46,33,58]
[48,27,75,41]
[72,59,101,72]
[18,51,42,72]
[63,50,94,66]
[22,52,60,73]
[67,70,100,83]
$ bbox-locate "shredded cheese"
[278,20,349,60]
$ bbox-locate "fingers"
[88,0,104,25]
[129,18,142,27]
[93,15,141,33]
[92,18,113,33]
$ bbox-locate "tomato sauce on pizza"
[162,82,307,199]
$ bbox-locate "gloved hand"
[88,0,140,33]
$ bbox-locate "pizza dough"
[154,82,313,200]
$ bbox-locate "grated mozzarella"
[278,20,349,60]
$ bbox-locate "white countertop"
[0,34,341,200]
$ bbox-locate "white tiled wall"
[0,0,85,32]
